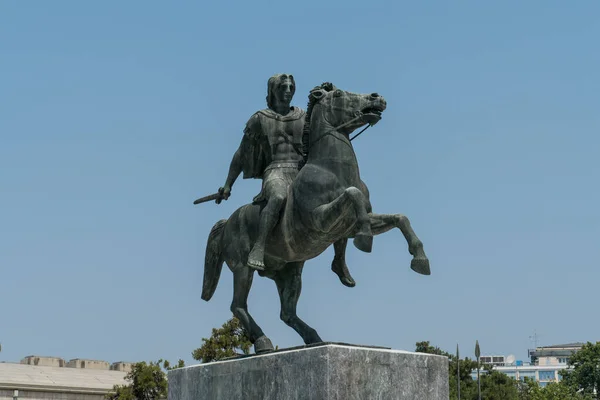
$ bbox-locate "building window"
[539,371,555,381]
[519,371,536,381]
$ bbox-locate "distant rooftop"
[539,343,585,349]
[0,362,127,394]
[529,343,585,360]
[17,355,135,372]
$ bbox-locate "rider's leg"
[247,177,287,271]
[331,238,356,288]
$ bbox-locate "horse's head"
[307,83,387,135]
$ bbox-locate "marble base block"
[168,343,449,400]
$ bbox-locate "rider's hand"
[216,186,231,204]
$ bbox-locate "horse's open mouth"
[361,107,383,117]
[361,106,384,125]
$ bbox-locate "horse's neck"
[307,121,361,181]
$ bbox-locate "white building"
[528,343,582,367]
[471,343,584,388]
[0,356,134,400]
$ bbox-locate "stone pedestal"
[168,343,448,400]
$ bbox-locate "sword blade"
[193,192,222,205]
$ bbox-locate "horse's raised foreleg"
[312,187,373,253]
[230,266,274,353]
[274,263,323,345]
[369,213,431,275]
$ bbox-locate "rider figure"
[218,74,356,287]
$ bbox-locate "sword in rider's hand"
[193,188,228,205]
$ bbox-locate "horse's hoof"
[254,336,274,354]
[353,234,373,253]
[338,274,356,288]
[411,257,431,275]
[331,259,356,288]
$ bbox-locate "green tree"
[561,341,600,398]
[416,341,481,399]
[416,341,552,400]
[105,359,184,400]
[539,382,592,400]
[451,356,480,399]
[517,377,592,400]
[516,377,540,400]
[106,385,134,400]
[192,316,253,363]
[415,341,452,357]
[479,368,519,400]
[163,359,186,371]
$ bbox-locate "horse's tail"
[201,219,227,301]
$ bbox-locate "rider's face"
[275,79,294,104]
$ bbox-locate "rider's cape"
[240,106,305,180]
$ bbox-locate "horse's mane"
[301,82,336,162]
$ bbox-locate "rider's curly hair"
[266,74,296,110]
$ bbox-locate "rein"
[350,124,371,141]
[308,114,372,152]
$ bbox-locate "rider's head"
[266,74,296,110]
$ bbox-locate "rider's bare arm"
[218,113,263,202]
[221,139,244,199]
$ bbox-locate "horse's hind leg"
[274,262,323,345]
[369,213,430,275]
[231,266,274,353]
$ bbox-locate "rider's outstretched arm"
[221,140,243,199]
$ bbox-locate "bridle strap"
[308,113,373,152]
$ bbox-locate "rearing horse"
[201,83,430,353]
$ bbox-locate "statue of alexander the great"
[216,73,357,287]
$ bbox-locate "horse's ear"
[320,82,336,92]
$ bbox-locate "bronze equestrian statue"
[217,74,356,287]
[197,78,430,354]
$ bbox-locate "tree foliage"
[105,359,185,400]
[104,317,256,399]
[415,341,597,400]
[480,369,519,400]
[415,341,452,357]
[561,341,600,398]
[517,378,592,400]
[416,341,482,399]
[106,385,135,400]
[192,316,253,363]
[105,317,252,399]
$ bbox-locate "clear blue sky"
[1,1,599,366]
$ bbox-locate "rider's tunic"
[239,107,306,204]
